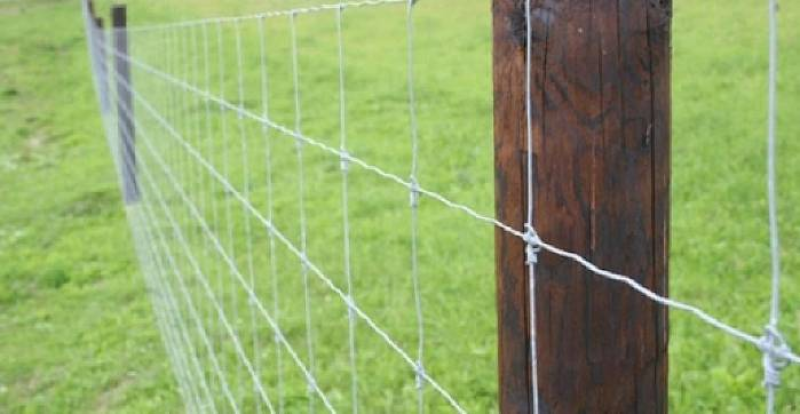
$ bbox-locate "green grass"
[1,0,799,412]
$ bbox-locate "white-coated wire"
[95,36,800,367]
[336,6,360,413]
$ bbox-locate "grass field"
[1,0,799,412]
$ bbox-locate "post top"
[111,5,127,28]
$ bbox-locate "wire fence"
[84,0,797,412]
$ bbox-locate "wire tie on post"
[523,224,542,265]
[760,325,791,389]
[274,330,283,345]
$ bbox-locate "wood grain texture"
[493,1,671,412]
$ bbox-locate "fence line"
[95,33,800,365]
[84,0,797,411]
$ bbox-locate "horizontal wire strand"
[123,0,405,34]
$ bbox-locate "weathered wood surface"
[493,1,671,412]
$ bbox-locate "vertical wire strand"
[201,21,224,410]
[233,20,264,414]
[189,25,218,411]
[257,16,286,414]
[208,22,229,401]
[174,26,208,411]
[766,0,781,334]
[289,12,317,413]
[216,21,242,405]
[405,1,426,411]
[765,0,781,413]
[523,0,540,412]
[335,6,359,413]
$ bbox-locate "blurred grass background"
[1,0,799,412]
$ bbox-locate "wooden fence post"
[493,1,671,412]
[112,4,139,204]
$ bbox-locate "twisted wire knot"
[345,294,356,321]
[409,178,421,208]
[414,361,426,390]
[761,325,791,389]
[523,224,542,265]
[340,150,350,173]
[306,375,318,393]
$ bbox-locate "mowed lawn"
[1,0,799,412]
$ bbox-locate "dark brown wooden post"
[113,4,139,204]
[493,1,671,412]
[87,0,96,19]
